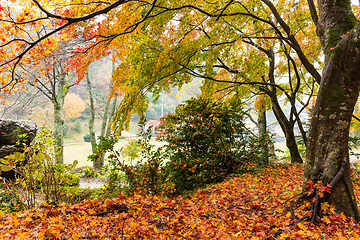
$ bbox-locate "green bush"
[156,97,271,194]
[0,189,24,213]
[59,172,80,187]
[83,133,91,142]
[61,187,102,204]
[82,167,99,178]
[92,98,272,196]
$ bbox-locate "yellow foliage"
[63,93,85,120]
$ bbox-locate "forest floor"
[70,166,109,189]
[2,164,360,239]
[79,177,107,189]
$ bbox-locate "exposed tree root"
[309,159,360,223]
[287,159,360,224]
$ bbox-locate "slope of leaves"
[1,164,360,239]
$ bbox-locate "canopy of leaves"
[106,0,322,133]
[0,0,323,131]
[2,164,360,239]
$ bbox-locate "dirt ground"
[71,166,108,189]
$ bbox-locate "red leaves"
[1,165,360,239]
[306,180,332,198]
[324,184,332,194]
[305,180,314,189]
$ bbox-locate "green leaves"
[156,97,271,193]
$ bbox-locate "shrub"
[91,98,272,196]
[156,97,271,194]
[82,167,99,178]
[0,188,24,213]
[83,133,91,142]
[0,129,80,211]
[61,187,101,204]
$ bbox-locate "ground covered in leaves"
[1,164,360,239]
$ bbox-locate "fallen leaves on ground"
[1,164,360,239]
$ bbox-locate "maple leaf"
[325,184,332,194]
[305,180,314,189]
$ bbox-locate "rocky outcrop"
[0,119,37,179]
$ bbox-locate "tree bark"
[86,72,97,154]
[52,74,69,164]
[263,48,303,164]
[258,107,269,164]
[304,0,360,219]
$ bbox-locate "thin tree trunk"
[96,62,117,169]
[264,48,303,164]
[52,74,69,164]
[271,102,303,164]
[105,98,117,138]
[86,72,97,154]
[97,96,111,168]
[53,102,64,164]
[258,107,269,164]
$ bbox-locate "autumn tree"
[1,0,360,219]
[85,71,97,159]
[26,59,77,164]
[17,37,81,164]
[85,61,118,169]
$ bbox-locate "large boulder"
[0,119,37,146]
[0,119,37,179]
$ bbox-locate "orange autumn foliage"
[1,164,360,239]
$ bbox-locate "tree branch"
[306,0,319,26]
[32,0,129,23]
[260,0,321,84]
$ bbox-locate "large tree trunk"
[304,0,360,219]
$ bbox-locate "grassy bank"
[63,138,165,167]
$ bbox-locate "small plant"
[83,133,91,142]
[0,186,24,213]
[0,129,80,211]
[61,187,102,204]
[88,120,168,195]
[82,167,99,178]
[122,139,141,165]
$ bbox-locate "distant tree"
[63,93,85,120]
[24,50,78,164]
[85,72,97,158]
